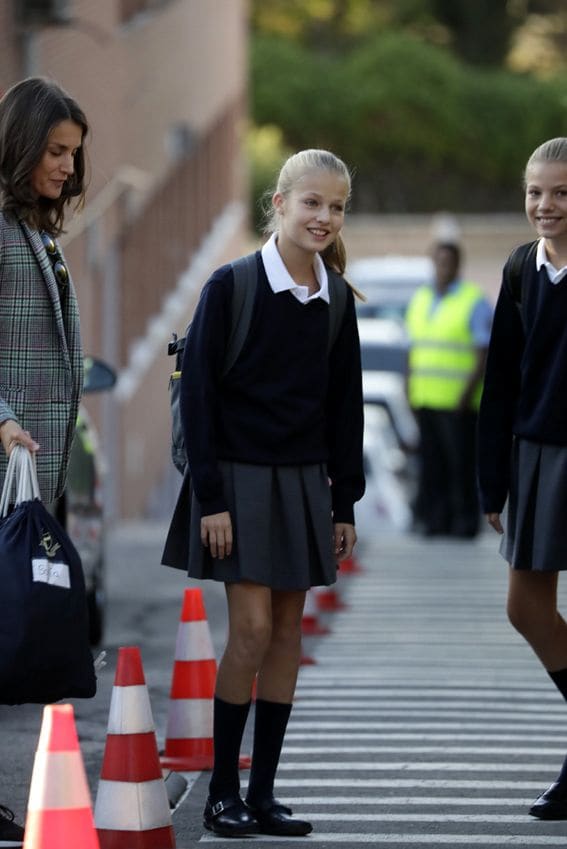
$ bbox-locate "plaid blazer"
[0,211,83,502]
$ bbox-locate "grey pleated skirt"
[500,439,567,571]
[187,461,337,590]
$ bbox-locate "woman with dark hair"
[0,76,88,846]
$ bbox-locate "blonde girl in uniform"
[164,149,365,837]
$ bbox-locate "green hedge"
[250,31,567,212]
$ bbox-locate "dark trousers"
[413,407,480,538]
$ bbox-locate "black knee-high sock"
[246,699,292,808]
[208,696,251,800]
[548,669,567,782]
[549,668,567,702]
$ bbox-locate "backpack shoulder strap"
[326,268,348,354]
[505,239,538,304]
[223,253,258,375]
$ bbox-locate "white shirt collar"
[261,233,330,304]
[536,238,567,285]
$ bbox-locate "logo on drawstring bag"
[39,531,61,558]
[32,528,69,588]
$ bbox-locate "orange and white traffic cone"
[24,703,100,849]
[94,646,175,849]
[161,587,250,771]
[301,589,330,636]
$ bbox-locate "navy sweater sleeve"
[477,263,524,514]
[180,267,232,516]
[326,288,365,524]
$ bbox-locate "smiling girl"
[478,138,567,820]
[163,149,365,837]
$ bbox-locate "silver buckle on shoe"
[211,801,225,817]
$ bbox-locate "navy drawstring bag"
[0,446,96,704]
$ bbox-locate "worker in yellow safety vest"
[405,242,493,538]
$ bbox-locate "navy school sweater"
[180,253,365,524]
[478,256,567,513]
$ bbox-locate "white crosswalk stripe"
[199,530,567,846]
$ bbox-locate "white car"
[348,254,433,322]
[357,318,418,451]
[357,318,418,532]
[359,404,413,532]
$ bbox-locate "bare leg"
[256,590,306,702]
[507,568,567,671]
[507,567,567,820]
[215,582,273,703]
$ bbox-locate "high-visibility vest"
[406,281,485,411]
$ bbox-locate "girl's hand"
[0,419,39,456]
[201,511,233,559]
[486,513,504,535]
[334,522,356,562]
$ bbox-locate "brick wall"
[0,0,249,517]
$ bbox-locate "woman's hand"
[201,511,233,559]
[0,419,39,456]
[334,522,357,562]
[485,513,504,535]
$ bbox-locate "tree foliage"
[249,29,567,213]
[250,0,566,67]
[430,0,516,65]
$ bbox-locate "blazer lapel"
[20,221,71,362]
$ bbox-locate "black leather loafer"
[203,796,260,836]
[529,781,567,820]
[247,800,313,836]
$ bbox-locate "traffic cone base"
[98,826,175,849]
[160,740,213,771]
[161,745,250,772]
